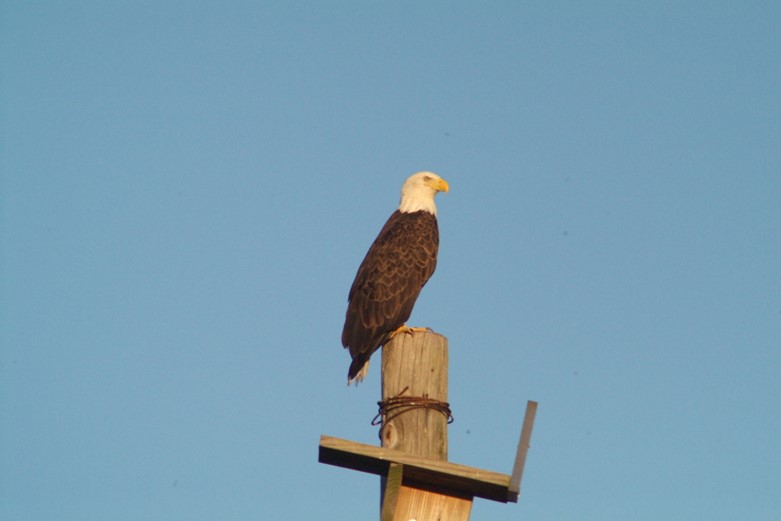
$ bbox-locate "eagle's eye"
[423,175,431,182]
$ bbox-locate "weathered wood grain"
[381,330,449,459]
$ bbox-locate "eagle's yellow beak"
[431,177,449,193]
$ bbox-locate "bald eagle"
[342,172,449,384]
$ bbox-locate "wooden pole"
[379,331,472,520]
[380,330,449,458]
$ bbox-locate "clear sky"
[2,2,779,520]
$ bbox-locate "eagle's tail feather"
[347,357,370,386]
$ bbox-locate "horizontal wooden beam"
[319,435,516,503]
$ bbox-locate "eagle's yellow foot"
[406,326,432,334]
[389,324,432,339]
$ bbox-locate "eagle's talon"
[406,326,432,335]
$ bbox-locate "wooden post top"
[381,331,449,458]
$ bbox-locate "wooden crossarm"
[319,435,516,503]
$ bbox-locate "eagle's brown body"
[342,210,438,383]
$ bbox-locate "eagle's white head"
[398,171,450,215]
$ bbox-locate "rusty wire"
[371,386,454,427]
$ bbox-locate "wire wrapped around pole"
[372,386,454,428]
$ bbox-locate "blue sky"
[2,2,779,520]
